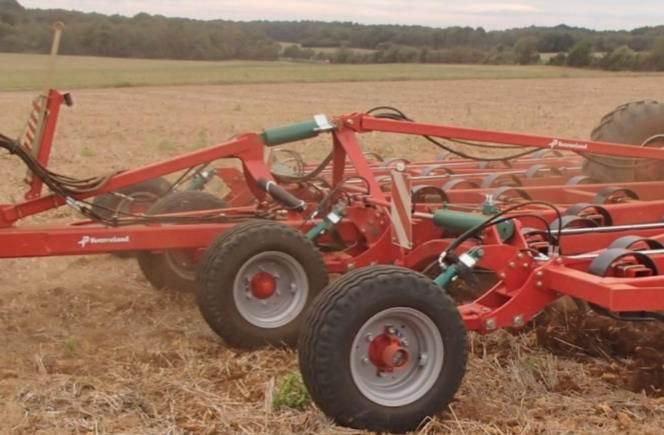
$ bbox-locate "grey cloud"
[18,0,664,30]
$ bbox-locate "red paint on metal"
[368,333,410,372]
[250,271,277,299]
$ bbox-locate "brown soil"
[1,77,664,433]
[537,307,663,396]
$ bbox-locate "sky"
[17,1,664,31]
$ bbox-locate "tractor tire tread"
[197,220,328,349]
[298,265,468,433]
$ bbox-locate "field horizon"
[2,52,661,91]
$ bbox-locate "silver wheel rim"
[233,251,309,329]
[350,307,444,407]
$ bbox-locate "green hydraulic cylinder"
[434,248,484,289]
[261,115,334,146]
[306,203,347,241]
[433,209,515,241]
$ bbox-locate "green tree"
[514,37,539,65]
[644,36,664,70]
[567,40,593,67]
[600,45,637,71]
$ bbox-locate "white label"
[77,235,130,248]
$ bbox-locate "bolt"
[419,353,428,367]
[536,281,544,288]
[290,283,297,293]
[522,263,529,268]
[362,357,369,365]
[387,326,397,335]
[275,290,281,296]
[555,257,563,264]
[401,339,409,347]
[485,318,497,331]
[348,263,356,270]
[536,271,544,278]
[513,315,525,327]
[366,333,373,342]
[509,262,516,268]
[517,253,524,259]
[261,300,268,306]
[499,272,507,279]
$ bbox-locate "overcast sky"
[17,1,664,30]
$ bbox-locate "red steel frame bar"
[3,110,664,270]
[24,90,69,199]
[1,103,664,331]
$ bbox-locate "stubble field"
[0,75,663,434]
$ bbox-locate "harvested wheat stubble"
[1,77,664,433]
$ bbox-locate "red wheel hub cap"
[250,271,277,299]
[368,333,410,372]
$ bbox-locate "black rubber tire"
[93,177,171,258]
[197,220,328,349]
[92,177,171,219]
[298,266,468,433]
[584,100,664,182]
[137,191,226,291]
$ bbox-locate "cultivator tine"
[592,186,639,204]
[566,175,596,185]
[525,164,563,178]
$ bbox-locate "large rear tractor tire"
[137,191,226,291]
[197,220,328,349]
[584,100,664,182]
[298,266,468,433]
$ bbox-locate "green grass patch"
[0,52,633,91]
[273,372,310,411]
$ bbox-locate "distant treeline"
[2,0,664,70]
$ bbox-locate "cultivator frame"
[3,101,664,262]
[3,87,664,432]
[1,90,664,319]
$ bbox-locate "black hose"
[366,107,539,159]
[443,201,563,261]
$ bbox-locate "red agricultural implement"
[4,25,663,434]
[296,107,664,431]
